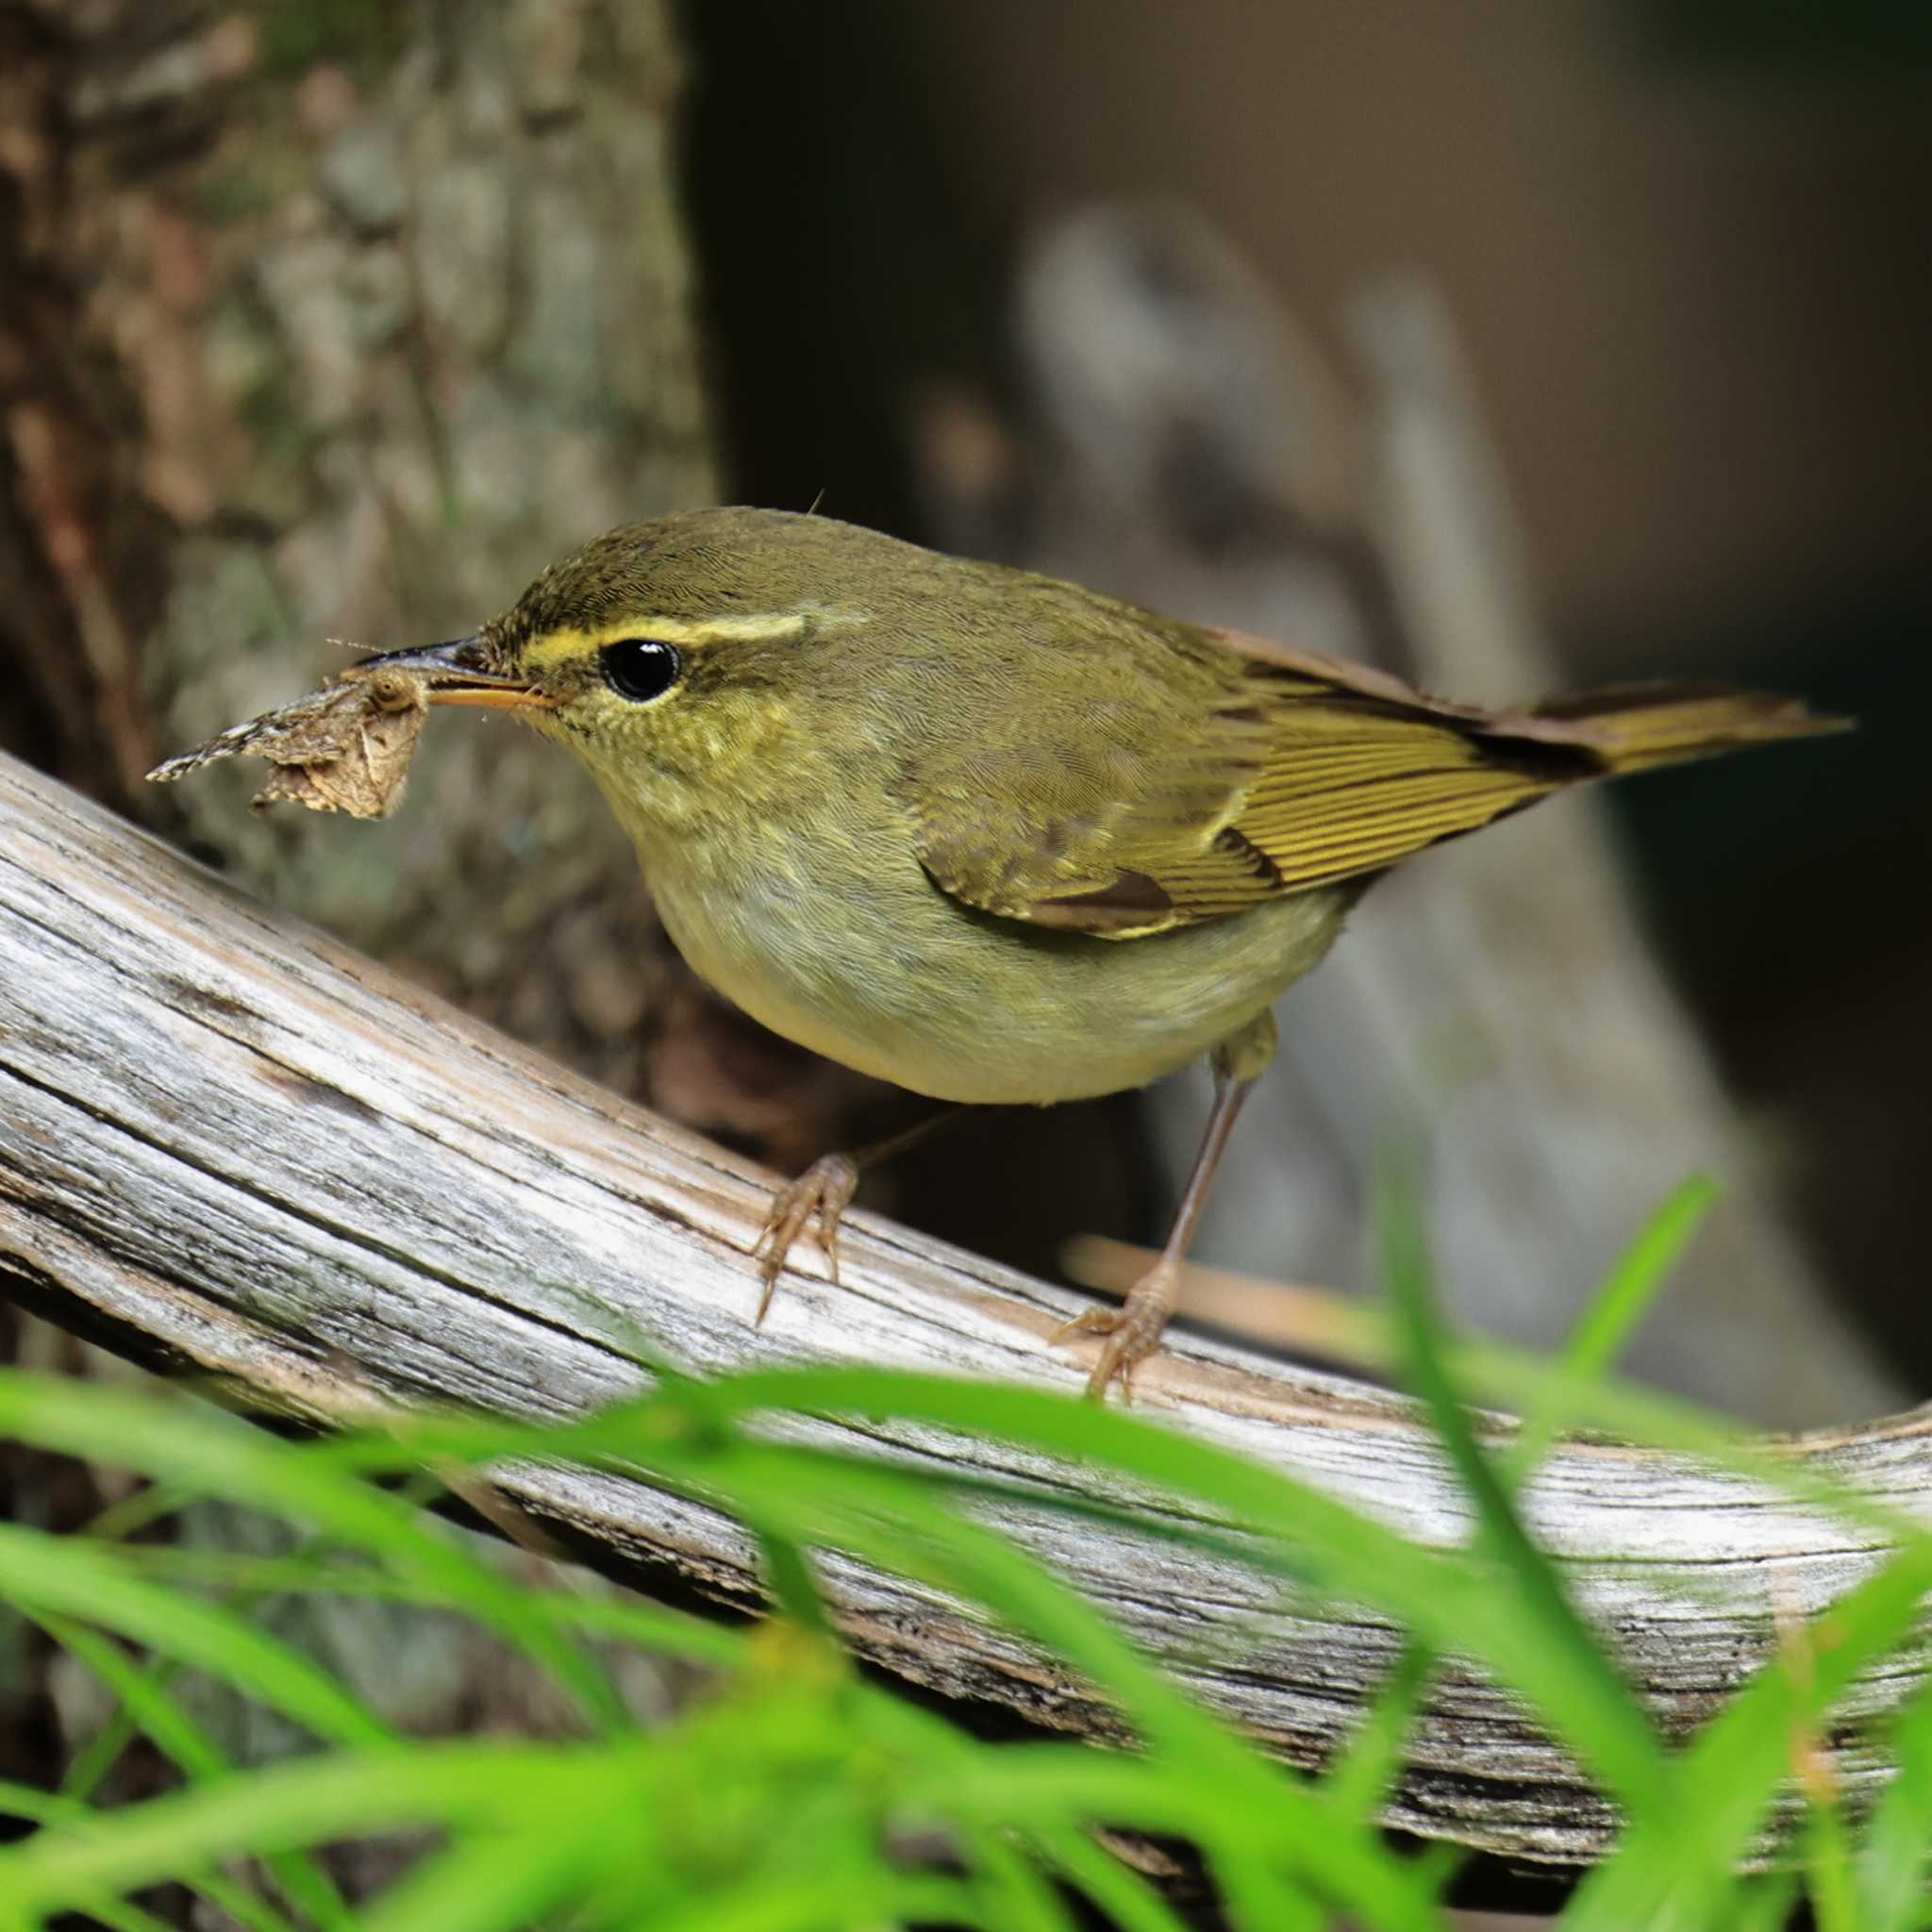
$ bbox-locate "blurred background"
[3,0,1928,1413]
[1,2,1928,1909]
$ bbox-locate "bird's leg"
[1055,1009,1276,1400]
[752,1106,973,1321]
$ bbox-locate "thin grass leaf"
[1375,1163,1668,1817]
[1569,1537,1932,1928]
[1724,1867,1803,1932]
[612,1427,1270,1765]
[36,1612,348,1932]
[1319,1191,1709,1870]
[0,1778,292,1932]
[1503,1174,1718,1485]
[59,1690,145,1807]
[673,1441,1429,1929]
[0,1374,626,1735]
[1324,1640,1436,1828]
[1803,1776,1857,1932]
[345,1823,610,1932]
[954,1821,1084,1932]
[1856,1679,1932,1929]
[77,1478,196,1546]
[1206,1858,1328,1932]
[749,1530,833,1641]
[741,1451,1429,1919]
[641,1869,989,1932]
[108,1545,743,1670]
[0,1524,391,1752]
[1291,1304,1929,1557]
[1060,1236,1925,1565]
[898,1741,1424,1928]
[3,1167,1921,1932]
[26,1886,178,1932]
[1034,1824,1195,1932]
[0,1740,627,1915]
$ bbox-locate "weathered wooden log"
[0,749,1923,1876]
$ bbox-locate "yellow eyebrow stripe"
[520,609,858,670]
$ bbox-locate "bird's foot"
[751,1152,859,1322]
[1052,1257,1181,1402]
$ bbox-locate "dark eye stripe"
[600,639,683,703]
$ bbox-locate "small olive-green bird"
[360,508,1839,1397]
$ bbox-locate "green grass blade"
[0,1741,622,1915]
[675,1442,1429,1928]
[614,1360,1707,1831]
[1323,1640,1437,1829]
[641,1870,989,1932]
[107,1545,744,1670]
[1374,1166,1667,1817]
[1504,1175,1717,1485]
[345,1825,605,1932]
[1856,1679,1932,1929]
[0,1374,626,1735]
[1324,1183,1709,1888]
[1551,1176,1718,1389]
[36,1612,349,1932]
[1034,1824,1195,1932]
[1569,1538,1932,1927]
[2,1164,1920,1932]
[1724,1868,1802,1932]
[1803,1774,1857,1932]
[0,1524,391,1751]
[954,1821,1084,1932]
[1233,1297,1927,1558]
[0,1778,294,1932]
[748,1529,833,1641]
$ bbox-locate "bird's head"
[356,508,902,836]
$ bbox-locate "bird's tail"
[1524,683,1850,776]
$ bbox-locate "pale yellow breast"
[636,806,1349,1107]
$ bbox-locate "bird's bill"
[351,638,558,710]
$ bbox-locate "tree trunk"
[0,0,823,1874]
[0,0,856,1158]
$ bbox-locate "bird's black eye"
[599,638,683,704]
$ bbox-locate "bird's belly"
[648,852,1349,1107]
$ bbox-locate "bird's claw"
[1052,1260,1180,1402]
[751,1152,859,1322]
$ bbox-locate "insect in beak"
[352,638,558,711]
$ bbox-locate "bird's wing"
[906,628,1603,939]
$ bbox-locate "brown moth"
[147,661,431,820]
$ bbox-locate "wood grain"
[0,750,1924,1872]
